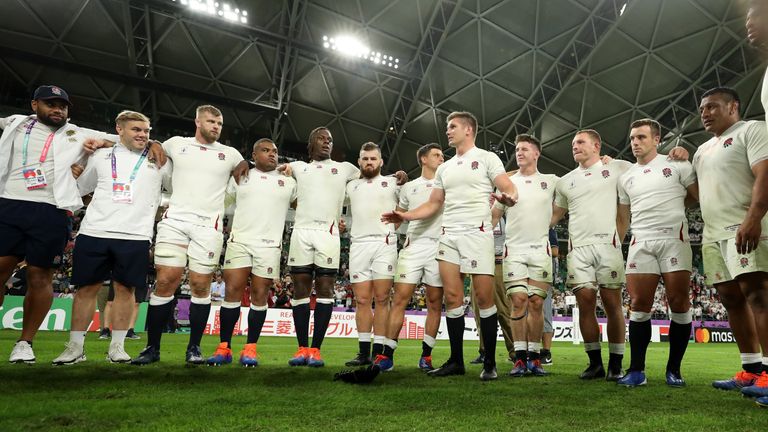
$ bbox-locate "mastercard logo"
[695,328,710,343]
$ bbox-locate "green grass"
[0,330,764,431]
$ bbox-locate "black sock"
[587,348,602,366]
[608,353,623,372]
[421,341,433,357]
[383,345,394,358]
[372,343,384,357]
[666,320,691,374]
[310,302,333,349]
[541,348,551,357]
[480,314,498,368]
[446,315,465,365]
[292,302,310,347]
[218,306,240,347]
[763,363,768,374]
[147,301,173,349]
[188,302,211,348]
[359,340,371,357]
[628,319,651,371]
[515,350,528,363]
[744,362,763,375]
[246,308,267,344]
[528,350,540,361]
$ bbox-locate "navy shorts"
[71,234,150,290]
[0,198,71,268]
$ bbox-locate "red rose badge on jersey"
[278,179,285,187]
[540,182,548,190]
[218,152,225,160]
[723,138,733,148]
[331,168,338,175]
[662,168,672,178]
[381,181,388,188]
[471,161,479,170]
[601,170,610,178]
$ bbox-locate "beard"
[200,128,220,143]
[361,166,381,179]
[36,111,66,128]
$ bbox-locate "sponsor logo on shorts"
[471,260,477,268]
[225,260,231,264]
[540,182,548,190]
[278,179,285,187]
[208,251,215,259]
[387,264,393,271]
[471,161,479,170]
[438,250,445,256]
[601,170,610,178]
[267,267,273,274]
[331,168,338,174]
[568,274,575,279]
[507,272,514,277]
[723,138,733,148]
[629,262,636,269]
[714,272,722,281]
[290,258,295,262]
[542,271,548,278]
[610,270,618,279]
[662,168,672,178]
[740,257,749,268]
[327,257,333,264]
[670,257,678,266]
[218,152,226,160]
[353,274,359,279]
[400,274,407,278]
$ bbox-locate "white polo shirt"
[618,154,695,241]
[227,167,297,247]
[346,175,400,242]
[434,146,505,231]
[692,120,768,242]
[289,159,359,233]
[161,136,243,230]
[554,159,632,248]
[77,142,171,241]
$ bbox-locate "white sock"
[609,343,625,355]
[584,342,601,352]
[514,341,528,352]
[111,330,127,347]
[741,353,761,365]
[384,338,398,349]
[423,335,436,347]
[358,332,372,343]
[528,342,542,353]
[69,331,86,346]
[373,335,386,345]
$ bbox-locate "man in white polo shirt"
[343,142,400,370]
[552,129,631,381]
[132,105,246,365]
[492,134,558,377]
[206,138,296,367]
[52,110,170,365]
[616,118,697,387]
[383,111,518,380]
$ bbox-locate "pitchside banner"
[202,307,672,342]
[0,296,147,332]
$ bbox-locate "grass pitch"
[0,330,764,431]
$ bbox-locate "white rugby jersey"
[227,168,297,247]
[2,119,58,205]
[77,143,171,241]
[618,154,695,241]
[554,159,631,248]
[290,159,359,233]
[434,146,505,231]
[399,176,442,240]
[496,171,558,253]
[692,120,768,242]
[161,136,243,230]
[346,175,400,242]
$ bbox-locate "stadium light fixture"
[619,3,627,16]
[172,0,248,24]
[322,35,400,70]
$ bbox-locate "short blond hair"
[196,105,222,118]
[575,129,601,144]
[115,110,150,127]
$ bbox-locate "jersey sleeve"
[553,178,569,210]
[0,115,22,131]
[76,151,101,196]
[398,185,410,210]
[288,161,304,179]
[161,137,179,159]
[486,152,506,181]
[433,165,445,190]
[677,161,696,187]
[289,178,298,203]
[344,162,360,182]
[617,177,630,205]
[744,121,768,167]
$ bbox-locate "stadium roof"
[0,0,763,175]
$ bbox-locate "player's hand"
[338,218,347,233]
[277,163,293,177]
[232,160,250,184]
[736,217,762,254]
[600,155,614,164]
[394,170,408,186]
[492,191,517,207]
[667,146,689,161]
[147,140,167,167]
[70,163,84,179]
[381,210,406,224]
[83,138,110,154]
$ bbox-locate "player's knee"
[314,266,337,278]
[290,265,314,275]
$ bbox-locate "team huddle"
[2,2,768,409]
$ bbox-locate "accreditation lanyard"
[22,119,55,165]
[110,145,149,203]
[21,120,55,190]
